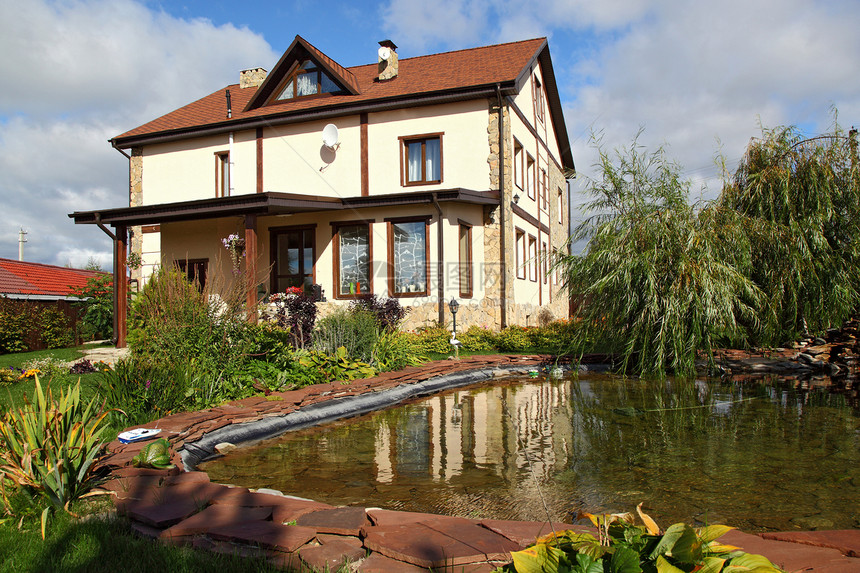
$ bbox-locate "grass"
[0,346,105,412]
[0,500,285,573]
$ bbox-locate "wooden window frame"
[331,220,374,300]
[533,74,545,124]
[269,224,317,295]
[557,188,564,224]
[528,234,538,282]
[215,151,229,198]
[552,247,559,286]
[539,167,548,213]
[513,139,524,191]
[515,228,526,280]
[526,154,535,201]
[541,240,548,285]
[399,133,444,186]
[458,221,473,298]
[272,59,341,102]
[386,216,430,298]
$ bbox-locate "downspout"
[431,193,445,326]
[496,84,508,328]
[111,140,131,160]
[228,132,234,196]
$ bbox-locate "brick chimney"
[377,40,398,81]
[240,68,268,88]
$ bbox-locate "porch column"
[245,214,258,322]
[113,225,128,347]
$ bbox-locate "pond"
[200,374,860,532]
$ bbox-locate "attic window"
[276,60,340,100]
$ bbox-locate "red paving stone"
[761,530,860,558]
[296,506,370,535]
[363,522,489,568]
[159,504,272,539]
[99,355,860,572]
[299,539,366,571]
[479,519,589,547]
[722,530,860,572]
[207,520,317,552]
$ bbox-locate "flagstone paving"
[96,354,860,572]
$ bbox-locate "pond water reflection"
[200,375,860,532]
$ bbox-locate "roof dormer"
[245,35,360,112]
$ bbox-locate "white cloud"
[0,0,277,267]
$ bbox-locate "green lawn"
[0,346,103,412]
[0,499,285,573]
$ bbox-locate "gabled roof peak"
[245,35,360,111]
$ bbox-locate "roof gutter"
[112,84,518,150]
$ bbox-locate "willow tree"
[558,135,760,377]
[719,120,860,344]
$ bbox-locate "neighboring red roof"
[0,258,106,297]
[114,37,547,143]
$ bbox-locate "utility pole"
[18,228,27,261]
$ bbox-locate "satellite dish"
[378,46,391,61]
[322,124,339,150]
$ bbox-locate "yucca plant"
[0,377,110,537]
[502,504,784,573]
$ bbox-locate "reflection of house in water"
[372,381,575,486]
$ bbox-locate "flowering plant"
[222,233,246,273]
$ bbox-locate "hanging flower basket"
[222,233,246,273]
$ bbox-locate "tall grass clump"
[558,133,760,377]
[719,118,860,344]
[312,308,380,364]
[127,266,252,373]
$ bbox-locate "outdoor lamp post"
[449,298,460,359]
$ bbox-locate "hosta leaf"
[655,555,685,573]
[698,524,734,544]
[609,546,642,573]
[697,556,727,573]
[511,543,562,573]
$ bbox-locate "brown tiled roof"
[0,258,106,297]
[113,38,547,143]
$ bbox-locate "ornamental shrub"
[312,308,379,364]
[495,325,533,352]
[408,325,451,355]
[266,288,318,349]
[349,294,408,330]
[38,307,73,349]
[458,326,497,352]
[70,274,113,341]
[0,297,28,354]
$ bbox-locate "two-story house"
[70,36,574,346]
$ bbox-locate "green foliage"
[128,267,251,374]
[528,321,577,355]
[131,438,174,470]
[408,325,452,354]
[0,298,29,354]
[719,120,860,344]
[495,325,533,352]
[297,347,376,382]
[97,359,198,427]
[0,378,109,533]
[558,134,760,376]
[458,326,497,352]
[230,358,323,393]
[70,274,113,341]
[371,329,427,372]
[349,294,408,330]
[312,308,380,364]
[501,508,783,573]
[35,309,73,350]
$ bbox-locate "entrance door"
[271,226,315,294]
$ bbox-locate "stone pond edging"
[97,354,860,572]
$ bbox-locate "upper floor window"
[276,60,340,100]
[215,152,229,197]
[513,139,524,190]
[533,75,545,123]
[401,134,442,185]
[526,154,535,200]
[557,188,564,224]
[539,168,548,212]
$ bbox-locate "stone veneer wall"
[129,147,144,285]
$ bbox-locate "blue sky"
[1,0,858,268]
